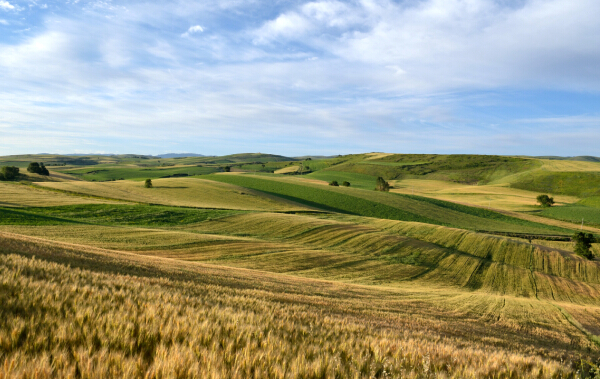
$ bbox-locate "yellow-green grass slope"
[0,182,121,208]
[35,178,317,212]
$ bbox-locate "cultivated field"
[389,179,578,211]
[2,153,600,378]
[35,178,314,212]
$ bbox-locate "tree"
[39,163,49,176]
[572,232,596,260]
[375,177,390,192]
[536,194,554,207]
[0,166,19,180]
[144,179,153,188]
[329,180,339,186]
[27,162,49,176]
[27,162,40,173]
[342,181,350,187]
[223,166,231,172]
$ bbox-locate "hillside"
[2,152,600,377]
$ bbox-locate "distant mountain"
[157,153,207,158]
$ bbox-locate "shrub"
[342,181,350,187]
[375,177,390,192]
[537,194,554,207]
[0,166,19,180]
[223,166,231,172]
[572,232,596,259]
[144,179,153,188]
[329,180,339,186]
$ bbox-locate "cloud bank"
[0,0,599,155]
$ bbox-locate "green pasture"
[203,174,572,234]
[536,205,600,227]
[510,171,600,197]
[306,170,378,189]
[0,204,242,227]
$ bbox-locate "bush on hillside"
[329,180,339,186]
[572,232,596,260]
[223,166,231,172]
[0,166,19,181]
[27,162,50,176]
[536,194,554,207]
[342,181,350,187]
[375,177,390,192]
[144,179,153,188]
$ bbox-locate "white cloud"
[181,25,204,37]
[0,19,7,25]
[0,0,14,10]
[2,0,600,156]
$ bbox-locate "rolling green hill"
[3,152,600,377]
[202,174,574,235]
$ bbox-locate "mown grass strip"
[204,175,574,234]
[0,204,244,227]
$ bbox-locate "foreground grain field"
[1,232,599,378]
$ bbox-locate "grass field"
[536,205,600,228]
[2,210,600,377]
[3,152,600,378]
[0,182,119,208]
[35,178,314,212]
[204,174,574,234]
[4,235,596,378]
[306,171,379,190]
[390,179,579,211]
[55,165,220,181]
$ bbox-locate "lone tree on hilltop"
[573,232,596,260]
[0,166,19,181]
[375,177,390,192]
[144,179,153,188]
[536,194,554,207]
[27,162,49,176]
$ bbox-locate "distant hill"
[198,153,297,164]
[157,153,207,159]
[535,156,600,162]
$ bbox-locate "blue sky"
[1,0,599,156]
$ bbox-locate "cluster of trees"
[329,181,351,187]
[536,194,554,207]
[0,166,19,181]
[27,162,49,176]
[573,232,596,260]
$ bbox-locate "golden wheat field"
[2,172,600,378]
[389,180,578,212]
